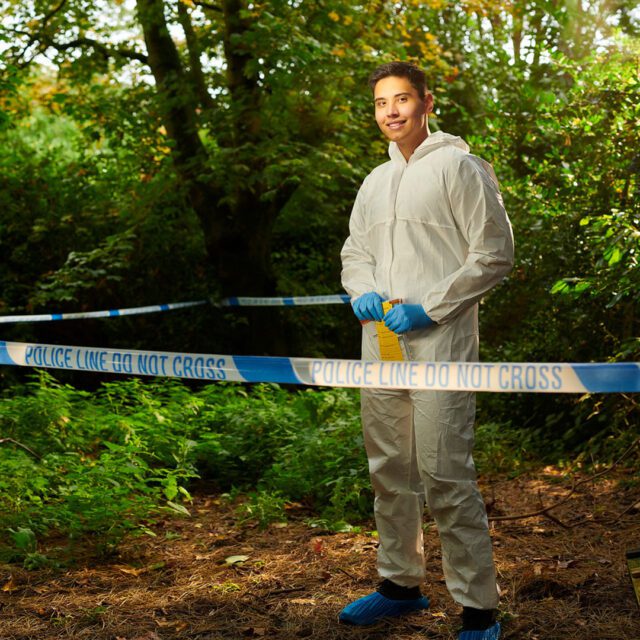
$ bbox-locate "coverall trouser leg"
[361,387,499,610]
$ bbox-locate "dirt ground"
[1,467,639,640]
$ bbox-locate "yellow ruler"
[375,301,404,361]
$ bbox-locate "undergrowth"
[0,373,369,565]
[0,372,544,566]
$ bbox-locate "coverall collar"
[388,130,470,166]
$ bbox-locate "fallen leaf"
[225,555,250,565]
[290,598,316,605]
[557,559,577,569]
[2,577,20,592]
[117,565,146,577]
[241,626,267,636]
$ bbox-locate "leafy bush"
[473,422,535,476]
[0,375,370,562]
[0,373,199,563]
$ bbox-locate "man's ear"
[424,92,434,115]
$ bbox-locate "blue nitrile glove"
[384,304,434,334]
[352,292,385,322]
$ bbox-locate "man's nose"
[385,101,399,117]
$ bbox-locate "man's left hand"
[384,304,434,334]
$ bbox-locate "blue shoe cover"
[339,591,429,625]
[458,621,501,640]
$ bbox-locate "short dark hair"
[368,61,428,98]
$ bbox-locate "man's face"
[373,76,433,148]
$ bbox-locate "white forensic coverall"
[341,131,514,609]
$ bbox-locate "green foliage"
[234,491,288,529]
[0,373,199,564]
[0,374,370,563]
[473,422,534,476]
[186,384,371,523]
[474,44,640,458]
[258,389,370,522]
[31,229,136,307]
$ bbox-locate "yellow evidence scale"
[375,300,404,362]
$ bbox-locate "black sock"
[377,579,422,600]
[461,607,496,631]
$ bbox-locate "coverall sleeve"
[341,179,377,299]
[422,155,514,324]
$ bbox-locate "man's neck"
[397,129,429,162]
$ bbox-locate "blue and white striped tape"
[1,340,638,393]
[0,300,208,324]
[222,294,350,307]
[0,295,351,324]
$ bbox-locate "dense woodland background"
[0,0,639,565]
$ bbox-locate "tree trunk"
[137,0,291,355]
[135,0,223,255]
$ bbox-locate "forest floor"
[1,467,639,640]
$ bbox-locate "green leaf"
[166,501,191,516]
[550,280,570,294]
[9,528,37,553]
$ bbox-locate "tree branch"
[14,0,69,64]
[192,0,223,12]
[177,0,214,109]
[47,36,149,64]
[0,438,41,460]
[38,0,69,29]
[11,1,148,69]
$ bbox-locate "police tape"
[1,340,638,393]
[221,294,350,307]
[0,300,209,324]
[0,295,351,324]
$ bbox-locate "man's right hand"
[352,292,385,322]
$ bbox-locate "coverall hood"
[388,130,470,165]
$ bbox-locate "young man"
[340,61,514,640]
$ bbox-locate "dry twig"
[0,437,41,460]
